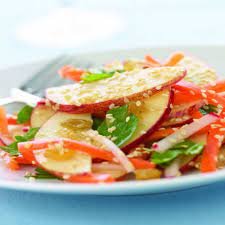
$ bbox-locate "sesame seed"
[219,154,225,161]
[170,104,173,109]
[208,90,216,94]
[220,128,225,132]
[126,116,130,122]
[136,101,142,107]
[108,126,116,133]
[156,85,162,90]
[31,161,36,165]
[111,136,117,141]
[190,90,195,95]
[211,99,218,104]
[201,93,207,98]
[109,103,115,109]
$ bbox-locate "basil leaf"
[0,128,39,156]
[199,104,218,115]
[151,140,203,165]
[98,105,138,147]
[17,105,33,124]
[25,168,59,180]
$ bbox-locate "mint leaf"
[199,104,218,115]
[15,127,39,142]
[0,142,19,156]
[81,70,125,83]
[0,128,39,156]
[98,105,138,147]
[151,140,203,165]
[17,105,33,124]
[25,168,59,180]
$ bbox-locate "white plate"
[1,45,225,195]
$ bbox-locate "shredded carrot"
[58,65,85,82]
[206,80,225,93]
[145,55,161,67]
[164,52,184,66]
[0,107,9,135]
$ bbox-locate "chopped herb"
[92,117,104,130]
[98,105,138,147]
[151,140,203,166]
[17,105,33,124]
[81,70,125,83]
[199,104,218,115]
[0,127,39,156]
[25,168,59,180]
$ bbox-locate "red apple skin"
[162,117,193,128]
[121,90,174,153]
[47,70,186,114]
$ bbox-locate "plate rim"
[1,45,225,195]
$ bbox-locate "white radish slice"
[34,148,91,175]
[164,158,181,178]
[46,66,186,113]
[87,130,134,173]
[152,113,219,153]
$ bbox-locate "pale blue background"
[1,1,225,224]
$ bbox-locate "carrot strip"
[18,139,114,163]
[58,65,85,82]
[0,107,9,135]
[146,128,175,142]
[206,80,225,93]
[164,52,184,66]
[129,158,155,169]
[66,173,115,183]
[145,55,161,67]
[201,120,225,172]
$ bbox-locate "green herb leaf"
[15,127,39,142]
[25,168,59,180]
[199,104,218,115]
[0,142,19,156]
[92,117,104,130]
[151,140,203,165]
[0,127,39,156]
[98,105,138,147]
[81,70,125,83]
[17,105,33,124]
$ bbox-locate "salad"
[1,51,225,183]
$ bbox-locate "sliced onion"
[92,163,125,172]
[152,113,219,153]
[87,130,135,173]
[164,158,181,178]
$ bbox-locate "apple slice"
[176,56,217,87]
[34,147,91,175]
[35,112,94,143]
[46,66,186,113]
[31,105,55,128]
[122,89,172,151]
